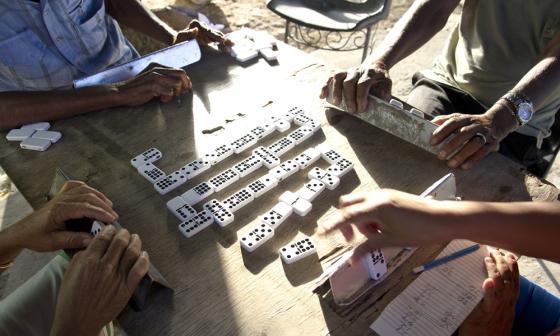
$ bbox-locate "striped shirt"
[0,0,139,91]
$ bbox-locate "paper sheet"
[371,240,487,336]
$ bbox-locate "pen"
[413,244,480,274]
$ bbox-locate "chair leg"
[284,21,290,43]
[362,26,373,62]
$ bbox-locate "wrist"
[485,101,519,138]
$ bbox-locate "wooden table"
[0,43,558,335]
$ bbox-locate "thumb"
[51,231,92,250]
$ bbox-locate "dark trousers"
[406,73,547,176]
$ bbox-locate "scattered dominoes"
[230,134,257,154]
[308,167,340,190]
[247,174,278,198]
[279,237,316,264]
[204,199,234,227]
[204,144,234,165]
[293,147,321,169]
[131,148,162,168]
[288,126,313,145]
[181,182,215,206]
[267,137,295,157]
[363,249,387,280]
[253,146,280,169]
[208,168,240,192]
[31,130,62,143]
[233,155,263,178]
[178,210,215,238]
[20,137,51,151]
[154,170,187,195]
[90,220,105,236]
[21,122,50,131]
[230,43,259,62]
[166,196,197,222]
[138,162,166,183]
[182,158,212,179]
[296,179,325,202]
[269,159,299,181]
[6,128,35,141]
[279,190,312,216]
[260,201,293,229]
[6,122,63,152]
[222,188,254,213]
[240,223,275,252]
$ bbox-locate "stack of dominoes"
[228,28,279,63]
[5,122,62,151]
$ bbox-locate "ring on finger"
[473,132,487,145]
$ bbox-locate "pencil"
[413,244,480,274]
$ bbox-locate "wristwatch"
[501,92,534,126]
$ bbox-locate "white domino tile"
[269,159,299,181]
[296,179,325,202]
[318,146,343,164]
[137,162,166,183]
[208,168,240,192]
[179,210,215,238]
[181,182,214,206]
[249,123,275,140]
[247,174,278,198]
[154,170,188,195]
[204,144,234,164]
[293,114,313,126]
[308,167,340,190]
[230,134,257,154]
[279,191,312,216]
[260,202,293,229]
[327,158,354,177]
[287,126,313,145]
[267,137,295,157]
[166,196,197,222]
[287,106,305,116]
[222,188,254,213]
[253,146,280,169]
[6,128,35,141]
[274,119,291,132]
[389,99,404,109]
[293,147,321,169]
[182,158,212,179]
[21,122,51,131]
[203,199,234,227]
[279,237,316,264]
[233,155,263,178]
[240,223,274,252]
[131,148,162,169]
[364,249,387,280]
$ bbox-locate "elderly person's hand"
[50,226,150,336]
[175,19,233,53]
[459,249,519,336]
[8,181,117,253]
[320,61,392,114]
[430,101,519,170]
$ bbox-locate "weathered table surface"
[1,42,558,336]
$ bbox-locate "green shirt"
[423,0,560,146]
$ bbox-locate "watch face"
[518,103,533,123]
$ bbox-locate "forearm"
[438,201,560,261]
[0,225,24,270]
[0,86,121,130]
[105,0,176,46]
[365,0,459,69]
[508,32,560,110]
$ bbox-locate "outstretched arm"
[318,190,560,263]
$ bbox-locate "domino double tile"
[296,179,325,202]
[166,196,197,222]
[253,146,280,169]
[267,137,295,157]
[222,188,254,213]
[233,155,263,178]
[137,162,166,184]
[231,134,258,154]
[208,168,240,192]
[181,182,214,206]
[131,148,162,169]
[278,190,312,216]
[203,199,234,227]
[269,159,299,181]
[182,159,212,179]
[308,167,340,190]
[293,147,321,169]
[178,210,215,238]
[260,202,293,229]
[247,174,278,198]
[240,223,275,252]
[279,237,316,264]
[154,170,188,195]
[204,144,234,164]
[318,146,344,164]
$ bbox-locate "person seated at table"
[320,0,560,175]
[318,190,560,335]
[0,0,233,131]
[0,181,148,336]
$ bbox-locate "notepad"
[371,240,487,336]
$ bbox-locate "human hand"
[116,63,192,106]
[319,62,392,114]
[317,190,449,264]
[175,19,233,53]
[50,226,150,336]
[430,102,518,170]
[459,249,519,336]
[11,181,117,253]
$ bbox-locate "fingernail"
[82,238,91,247]
[438,151,447,159]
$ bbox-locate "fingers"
[431,114,472,146]
[342,71,359,113]
[356,72,373,112]
[348,235,387,265]
[320,77,333,99]
[59,180,86,193]
[332,72,348,105]
[445,136,485,168]
[86,225,117,258]
[101,229,131,268]
[481,277,497,311]
[51,231,93,250]
[52,201,117,227]
[154,68,192,92]
[492,249,513,285]
[68,193,118,220]
[460,143,497,170]
[126,251,150,291]
[506,253,520,299]
[119,234,142,276]
[484,253,503,296]
[317,200,378,236]
[339,193,367,207]
[438,124,479,159]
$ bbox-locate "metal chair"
[266,0,391,61]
